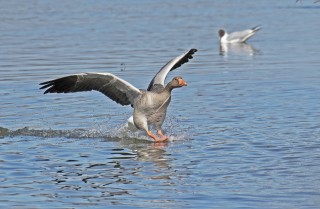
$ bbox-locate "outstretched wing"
[147,48,197,91]
[39,73,142,106]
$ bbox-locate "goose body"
[39,49,197,142]
[219,26,261,43]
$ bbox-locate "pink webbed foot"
[146,130,168,142]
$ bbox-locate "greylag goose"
[219,26,261,43]
[39,49,197,142]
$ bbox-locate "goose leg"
[157,130,168,141]
[134,114,161,142]
[146,130,161,142]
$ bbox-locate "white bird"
[219,26,261,43]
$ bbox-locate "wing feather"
[147,48,197,91]
[39,73,141,106]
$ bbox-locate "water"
[1,0,320,208]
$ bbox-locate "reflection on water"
[219,43,260,57]
[0,133,177,208]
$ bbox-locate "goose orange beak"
[178,78,188,86]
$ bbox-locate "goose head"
[166,76,187,91]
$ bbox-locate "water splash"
[0,122,189,142]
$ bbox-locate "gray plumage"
[39,49,197,142]
[40,73,141,105]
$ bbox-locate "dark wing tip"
[39,80,51,85]
[186,48,198,58]
[39,82,54,94]
[252,25,262,32]
[191,48,198,53]
[39,81,54,94]
[39,75,79,94]
[170,48,198,71]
